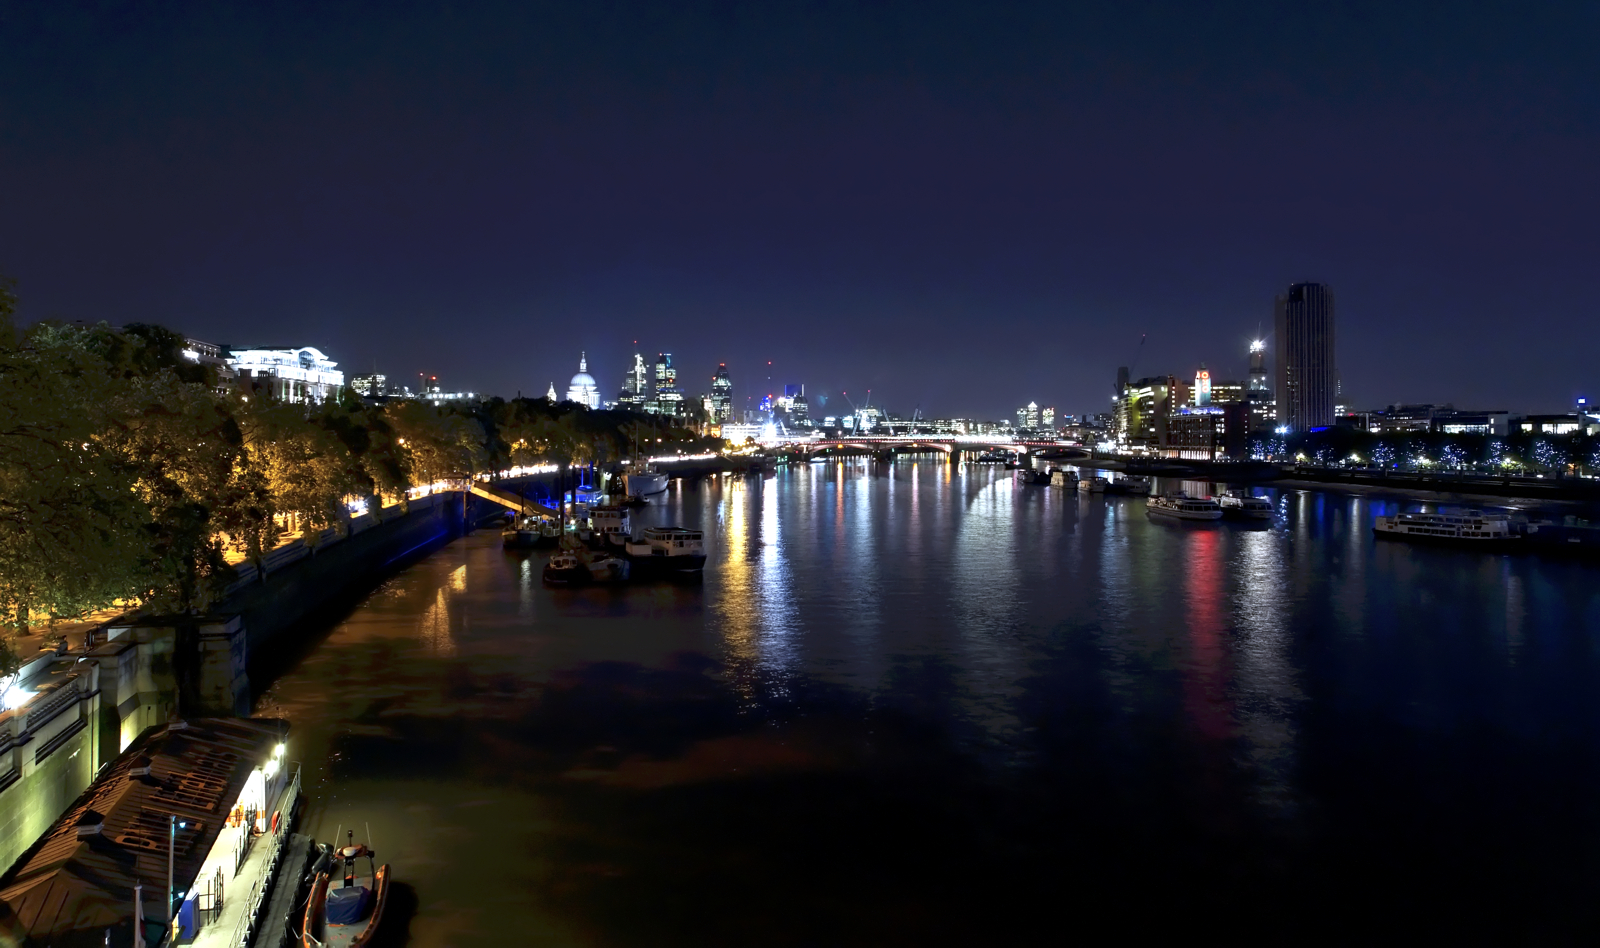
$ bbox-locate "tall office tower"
[1248,340,1268,391]
[710,364,733,422]
[618,352,649,408]
[1274,282,1336,431]
[652,353,683,414]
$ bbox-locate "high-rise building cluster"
[1110,282,1339,459]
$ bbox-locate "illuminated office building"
[1274,282,1337,430]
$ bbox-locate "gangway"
[467,481,561,518]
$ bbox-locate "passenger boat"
[1372,511,1521,548]
[1079,477,1109,493]
[543,551,588,584]
[622,526,707,578]
[588,505,632,550]
[302,830,388,948]
[1146,493,1223,521]
[1050,470,1077,490]
[1023,469,1053,485]
[1218,491,1273,519]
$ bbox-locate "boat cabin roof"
[643,526,702,539]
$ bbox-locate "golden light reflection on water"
[418,563,468,655]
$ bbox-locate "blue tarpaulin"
[326,885,371,925]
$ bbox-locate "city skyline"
[3,4,1597,418]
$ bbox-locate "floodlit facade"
[618,352,650,409]
[226,347,344,404]
[565,352,601,409]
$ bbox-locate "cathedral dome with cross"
[565,352,601,409]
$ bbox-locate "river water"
[259,459,1600,945]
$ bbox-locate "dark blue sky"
[2,1,1597,419]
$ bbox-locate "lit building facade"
[650,353,684,415]
[565,352,601,409]
[226,346,344,404]
[618,352,650,409]
[710,364,733,422]
[1274,282,1337,431]
[350,373,387,397]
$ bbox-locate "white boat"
[1050,470,1077,490]
[1218,491,1273,519]
[1146,492,1223,521]
[622,468,669,497]
[589,505,632,549]
[623,526,707,577]
[1079,477,1109,493]
[1373,511,1521,548]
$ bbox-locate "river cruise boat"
[543,550,588,584]
[1372,511,1521,548]
[1146,493,1223,521]
[1219,491,1273,520]
[1050,470,1077,489]
[1079,477,1109,493]
[303,830,389,948]
[623,526,707,577]
[588,505,632,549]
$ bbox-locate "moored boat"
[543,550,588,584]
[1079,477,1109,493]
[302,830,388,948]
[1050,470,1077,490]
[1218,490,1273,519]
[623,526,707,578]
[502,516,559,548]
[1373,511,1521,548]
[1146,492,1223,521]
[588,505,632,550]
[1106,476,1151,496]
[582,550,631,583]
[622,468,669,497]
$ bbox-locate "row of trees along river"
[0,278,722,676]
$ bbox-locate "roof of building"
[0,717,285,947]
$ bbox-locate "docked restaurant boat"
[1146,492,1223,521]
[543,550,588,584]
[1218,491,1274,519]
[1372,511,1521,548]
[303,831,389,948]
[622,526,707,577]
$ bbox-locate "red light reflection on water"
[1183,527,1234,741]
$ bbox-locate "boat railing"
[224,764,301,948]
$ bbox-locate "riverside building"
[226,347,344,404]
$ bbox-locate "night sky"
[2,1,1597,420]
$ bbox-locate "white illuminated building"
[565,352,602,409]
[226,346,344,404]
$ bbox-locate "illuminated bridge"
[776,436,1095,461]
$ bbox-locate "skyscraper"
[1248,339,1268,391]
[651,353,683,415]
[1274,283,1336,431]
[710,364,733,423]
[618,351,649,409]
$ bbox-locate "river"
[258,459,1600,945]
